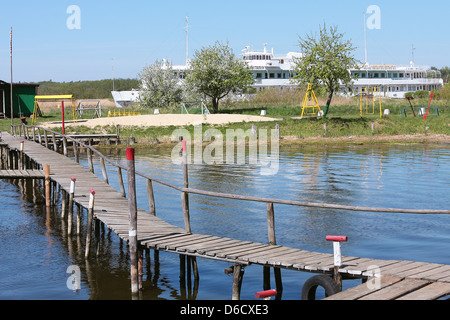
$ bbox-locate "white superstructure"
[241,44,443,98]
[240,44,302,91]
[349,63,443,98]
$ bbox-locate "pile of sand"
[43,114,281,129]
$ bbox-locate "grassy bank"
[2,96,450,147]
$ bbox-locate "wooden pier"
[1,125,450,300]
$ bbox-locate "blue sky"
[1,0,449,82]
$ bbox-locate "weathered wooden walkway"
[0,169,45,179]
[1,127,450,300]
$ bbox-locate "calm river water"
[1,143,449,300]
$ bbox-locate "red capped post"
[326,235,348,242]
[255,289,277,300]
[126,147,139,295]
[126,147,135,161]
[326,235,348,291]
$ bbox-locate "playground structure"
[402,94,438,118]
[76,99,106,119]
[300,83,322,118]
[360,87,382,118]
[32,95,77,125]
[180,101,211,115]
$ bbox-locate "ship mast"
[363,11,368,66]
[185,16,190,65]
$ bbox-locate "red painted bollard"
[326,235,348,291]
[255,289,277,300]
[326,235,348,267]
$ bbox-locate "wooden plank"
[250,247,307,265]
[198,240,252,256]
[224,244,272,260]
[397,282,450,300]
[408,265,450,281]
[393,263,444,278]
[0,170,45,179]
[358,278,430,300]
[324,275,403,300]
[183,237,238,253]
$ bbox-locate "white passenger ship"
[240,44,302,92]
[240,44,443,98]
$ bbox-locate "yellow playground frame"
[300,83,322,118]
[32,95,77,125]
[360,87,382,118]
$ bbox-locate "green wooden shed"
[0,80,39,118]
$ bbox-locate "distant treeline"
[36,78,140,99]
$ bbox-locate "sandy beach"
[43,113,281,129]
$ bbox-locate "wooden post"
[62,137,67,156]
[19,141,24,170]
[44,165,51,207]
[94,215,100,257]
[138,247,144,291]
[76,204,81,235]
[52,132,57,151]
[85,189,95,258]
[74,142,79,163]
[126,147,139,295]
[37,128,42,145]
[266,202,282,297]
[266,202,276,245]
[116,124,120,145]
[117,167,126,197]
[61,189,67,219]
[44,130,48,148]
[181,140,191,233]
[326,235,348,292]
[68,178,76,235]
[264,202,275,291]
[87,147,94,173]
[232,264,245,300]
[147,179,156,216]
[100,157,109,184]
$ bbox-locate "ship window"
[269,73,275,78]
[256,73,262,79]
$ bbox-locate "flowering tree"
[186,41,254,113]
[293,24,359,117]
[138,60,184,109]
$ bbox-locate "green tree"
[293,23,359,117]
[138,60,184,109]
[186,41,254,113]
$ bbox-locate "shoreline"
[94,133,450,150]
[39,113,450,149]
